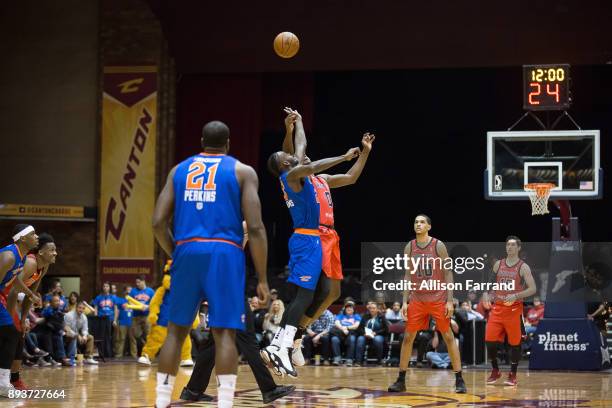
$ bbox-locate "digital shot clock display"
[523,64,571,111]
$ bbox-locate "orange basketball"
[273,32,300,59]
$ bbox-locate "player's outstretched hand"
[257,281,271,307]
[344,147,360,161]
[283,107,302,122]
[361,133,375,152]
[445,301,454,318]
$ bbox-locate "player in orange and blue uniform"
[278,109,375,367]
[152,121,269,408]
[0,225,40,397]
[484,236,536,387]
[264,108,360,378]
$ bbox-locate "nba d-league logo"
[494,175,502,191]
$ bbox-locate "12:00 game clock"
[523,64,571,111]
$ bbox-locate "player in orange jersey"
[278,108,374,367]
[388,215,467,394]
[484,236,536,387]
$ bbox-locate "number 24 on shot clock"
[523,64,571,111]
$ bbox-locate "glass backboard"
[485,130,602,200]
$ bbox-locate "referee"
[180,300,295,404]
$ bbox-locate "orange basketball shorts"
[406,300,450,333]
[319,227,343,280]
[485,302,524,346]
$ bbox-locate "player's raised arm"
[320,133,375,188]
[436,240,454,317]
[292,109,307,164]
[152,166,177,257]
[282,108,299,155]
[506,263,537,303]
[286,148,360,183]
[237,163,270,305]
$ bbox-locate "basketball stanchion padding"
[524,183,555,215]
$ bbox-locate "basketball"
[273,31,300,59]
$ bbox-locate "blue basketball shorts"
[287,233,322,291]
[168,241,245,330]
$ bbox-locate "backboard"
[485,130,602,200]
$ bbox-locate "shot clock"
[523,64,571,111]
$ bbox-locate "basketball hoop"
[524,183,555,215]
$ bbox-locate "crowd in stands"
[24,274,611,372]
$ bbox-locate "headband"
[13,225,34,242]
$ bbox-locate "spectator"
[524,296,545,335]
[113,285,135,358]
[385,302,402,324]
[24,308,50,366]
[64,301,97,365]
[425,321,459,369]
[330,300,361,366]
[263,300,284,344]
[33,295,70,366]
[129,275,155,355]
[413,319,435,368]
[467,291,478,308]
[249,296,266,345]
[66,291,79,313]
[111,284,118,296]
[355,302,389,366]
[43,280,67,312]
[93,282,118,358]
[303,309,334,365]
[269,289,279,302]
[460,301,484,321]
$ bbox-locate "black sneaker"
[388,379,406,392]
[179,387,213,401]
[455,376,467,394]
[262,385,296,404]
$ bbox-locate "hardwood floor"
[5,362,612,407]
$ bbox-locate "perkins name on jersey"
[184,190,216,202]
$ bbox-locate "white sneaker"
[291,338,305,367]
[0,383,15,398]
[84,357,98,365]
[137,354,151,366]
[260,345,297,378]
[180,359,194,367]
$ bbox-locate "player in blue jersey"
[0,224,41,396]
[152,121,270,408]
[264,111,360,378]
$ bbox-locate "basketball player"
[484,236,536,386]
[388,215,467,394]
[279,108,375,366]
[0,225,40,396]
[152,121,270,408]
[263,111,360,378]
[3,233,57,390]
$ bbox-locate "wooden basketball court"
[9,363,612,407]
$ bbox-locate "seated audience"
[262,299,284,344]
[524,296,545,335]
[64,301,98,365]
[33,295,70,366]
[355,302,389,366]
[385,302,402,324]
[303,309,334,364]
[330,300,361,366]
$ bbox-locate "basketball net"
[524,183,555,215]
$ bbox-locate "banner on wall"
[100,66,157,284]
